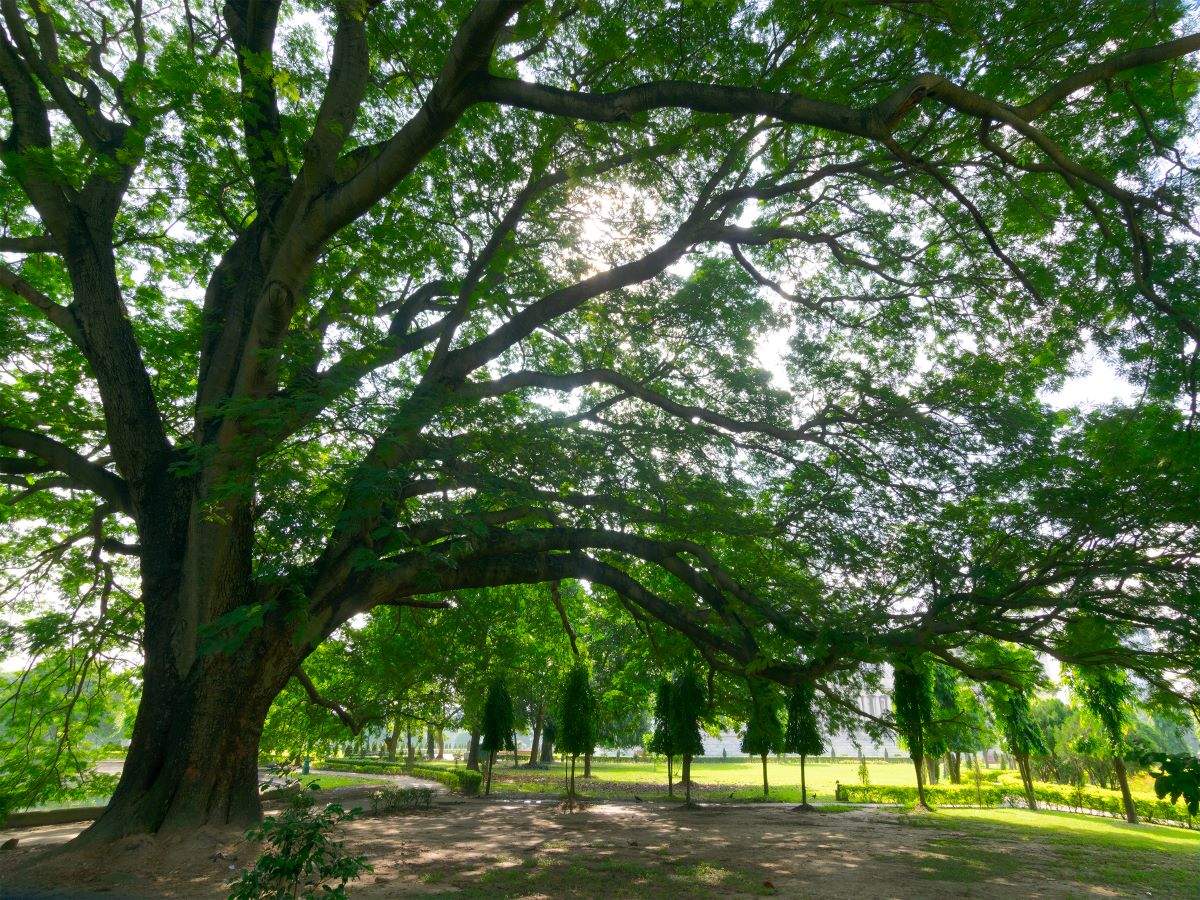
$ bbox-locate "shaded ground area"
[2,801,1195,898]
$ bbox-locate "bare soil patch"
[0,800,1184,898]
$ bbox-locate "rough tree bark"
[467,730,481,771]
[1113,757,1138,824]
[1016,753,1038,810]
[912,750,931,810]
[385,720,401,760]
[528,703,544,766]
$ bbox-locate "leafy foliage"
[783,681,825,758]
[480,679,516,756]
[1142,752,1200,816]
[557,662,597,759]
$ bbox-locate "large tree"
[2,0,1200,844]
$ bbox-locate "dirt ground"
[0,798,1181,898]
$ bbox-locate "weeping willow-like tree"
[480,678,515,796]
[557,662,596,806]
[741,681,784,799]
[783,681,824,811]
[671,668,707,807]
[649,679,677,798]
[892,653,937,810]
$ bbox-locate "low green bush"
[836,781,1195,827]
[407,765,481,796]
[370,786,433,813]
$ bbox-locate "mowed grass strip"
[901,807,1200,896]
[422,756,925,801]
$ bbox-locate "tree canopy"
[1,0,1199,840]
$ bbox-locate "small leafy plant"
[1142,752,1200,816]
[228,791,370,900]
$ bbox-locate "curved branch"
[293,668,362,734]
[0,262,83,346]
[0,424,131,513]
[457,367,824,444]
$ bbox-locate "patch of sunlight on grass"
[931,807,1200,855]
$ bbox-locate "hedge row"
[319,759,481,796]
[837,782,1194,827]
[408,765,482,796]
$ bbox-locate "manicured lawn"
[901,807,1200,897]
[421,755,961,802]
[301,773,389,790]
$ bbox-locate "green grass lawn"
[302,772,390,790]
[901,807,1200,896]
[418,754,1180,810]
[421,755,930,802]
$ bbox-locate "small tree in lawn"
[784,681,825,810]
[892,653,936,811]
[558,662,596,808]
[1070,665,1138,823]
[741,682,784,799]
[480,679,515,796]
[983,682,1046,811]
[670,668,706,807]
[649,679,677,797]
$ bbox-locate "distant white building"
[701,691,906,759]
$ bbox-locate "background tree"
[670,668,707,807]
[984,679,1048,811]
[940,683,992,784]
[557,661,596,807]
[740,681,784,799]
[480,678,515,797]
[784,681,825,810]
[1069,665,1139,823]
[649,679,677,798]
[892,653,936,810]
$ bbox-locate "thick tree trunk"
[1113,757,1138,824]
[426,726,436,760]
[436,729,444,760]
[540,728,554,764]
[529,703,544,765]
[761,753,768,799]
[913,752,931,810]
[682,754,693,806]
[948,752,962,784]
[467,729,481,770]
[1017,753,1037,810]
[925,755,940,785]
[384,720,400,760]
[77,630,298,844]
[406,727,415,766]
[584,751,592,778]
